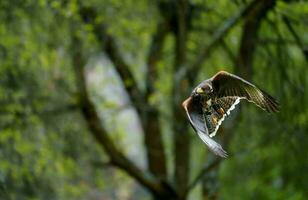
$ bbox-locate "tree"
[0,0,307,199]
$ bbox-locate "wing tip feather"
[213,146,228,158]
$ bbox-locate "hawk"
[182,71,279,158]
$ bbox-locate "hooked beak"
[196,87,205,94]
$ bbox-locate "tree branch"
[146,18,170,96]
[79,7,143,114]
[143,14,170,179]
[186,158,221,194]
[80,5,171,186]
[172,0,191,198]
[104,33,142,104]
[220,39,237,64]
[235,0,276,78]
[71,34,176,198]
[185,0,260,84]
[283,16,308,62]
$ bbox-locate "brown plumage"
[182,71,279,158]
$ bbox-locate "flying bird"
[182,71,279,158]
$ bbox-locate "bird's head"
[192,83,213,98]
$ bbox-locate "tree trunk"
[172,1,191,199]
[201,0,276,199]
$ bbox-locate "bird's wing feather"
[182,97,228,157]
[211,71,279,113]
[196,129,228,158]
[208,97,241,138]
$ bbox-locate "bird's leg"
[210,100,224,125]
[203,98,222,125]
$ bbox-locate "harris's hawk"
[182,71,279,158]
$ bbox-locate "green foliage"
[0,0,307,199]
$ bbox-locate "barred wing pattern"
[211,71,279,113]
[205,97,241,138]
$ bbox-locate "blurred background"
[0,0,307,199]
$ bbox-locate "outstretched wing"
[211,71,279,113]
[196,130,228,158]
[206,97,241,138]
[182,97,228,158]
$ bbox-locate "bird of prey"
[182,71,279,158]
